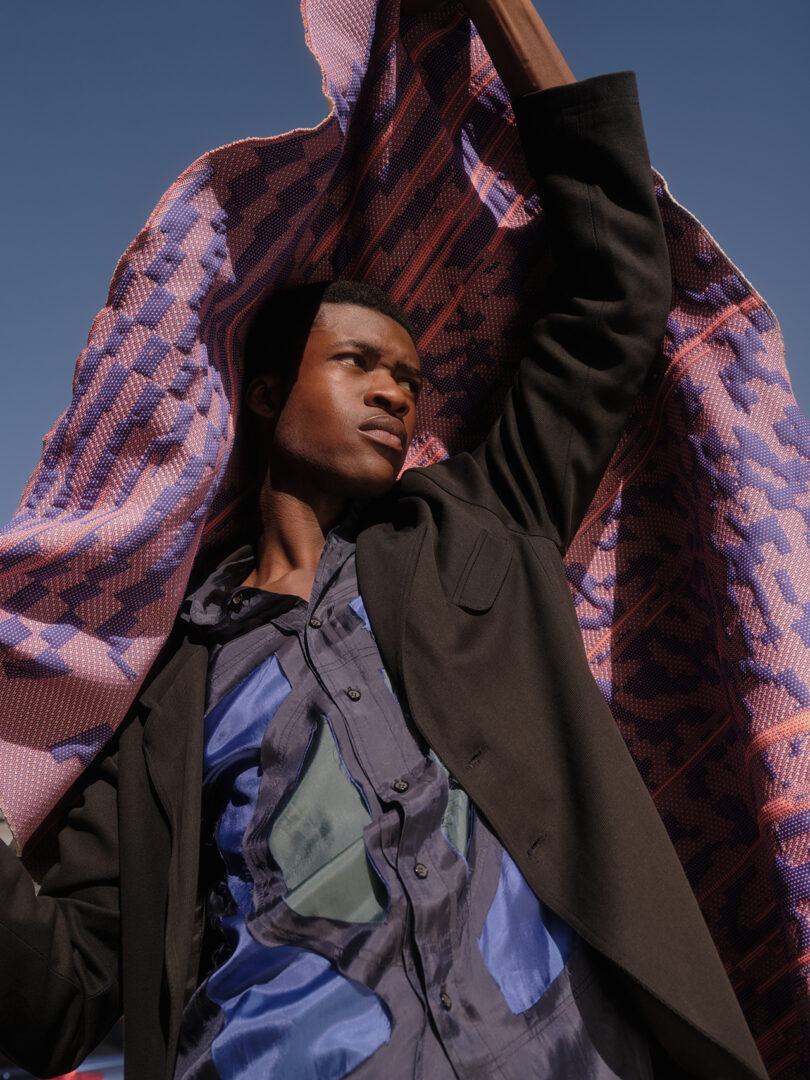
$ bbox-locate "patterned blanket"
[0,0,807,1072]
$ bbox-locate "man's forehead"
[312,302,421,366]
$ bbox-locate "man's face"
[255,302,422,501]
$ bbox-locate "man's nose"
[366,376,409,416]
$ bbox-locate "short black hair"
[243,280,417,388]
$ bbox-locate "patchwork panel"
[269,715,388,924]
[478,849,576,1015]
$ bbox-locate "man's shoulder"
[370,450,550,539]
[384,450,506,518]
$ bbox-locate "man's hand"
[400,0,574,96]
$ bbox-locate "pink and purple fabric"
[0,0,807,1073]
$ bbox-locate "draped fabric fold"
[0,0,807,1072]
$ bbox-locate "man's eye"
[399,378,421,395]
[334,356,362,373]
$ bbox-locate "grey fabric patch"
[429,750,471,858]
[269,715,388,923]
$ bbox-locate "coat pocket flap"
[451,529,512,612]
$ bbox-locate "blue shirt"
[174,523,651,1079]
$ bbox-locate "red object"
[52,1071,104,1080]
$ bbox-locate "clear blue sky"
[1,0,807,523]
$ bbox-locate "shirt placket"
[312,544,504,1073]
[396,768,499,1074]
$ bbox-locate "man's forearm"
[474,73,670,545]
[462,0,575,96]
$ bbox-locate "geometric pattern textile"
[0,1,807,1074]
[568,188,810,1078]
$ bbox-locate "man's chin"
[342,473,399,501]
[329,460,401,501]
[333,448,405,500]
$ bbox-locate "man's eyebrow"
[396,361,422,383]
[332,338,422,382]
[331,338,383,360]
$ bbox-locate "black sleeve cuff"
[512,71,644,186]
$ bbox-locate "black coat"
[0,73,767,1080]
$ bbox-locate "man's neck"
[241,482,349,601]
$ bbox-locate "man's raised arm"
[445,0,672,549]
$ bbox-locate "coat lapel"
[140,637,208,816]
[356,491,426,697]
[140,636,209,1061]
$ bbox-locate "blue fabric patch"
[207,919,390,1079]
[204,653,292,787]
[478,849,576,1014]
[204,655,292,917]
[349,594,372,632]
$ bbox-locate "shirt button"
[392,779,409,793]
[309,616,322,629]
[440,990,452,1010]
[414,862,428,879]
[229,591,246,610]
[346,688,362,702]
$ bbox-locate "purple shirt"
[174,523,652,1079]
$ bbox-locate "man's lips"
[358,414,407,453]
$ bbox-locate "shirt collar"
[182,503,364,642]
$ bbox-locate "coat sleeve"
[471,71,671,550]
[0,737,122,1077]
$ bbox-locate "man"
[0,0,768,1077]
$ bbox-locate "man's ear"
[245,374,283,421]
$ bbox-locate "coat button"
[440,990,452,1010]
[309,616,322,629]
[346,688,362,702]
[393,779,409,793]
[414,862,428,879]
[230,591,246,610]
